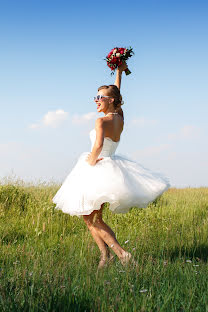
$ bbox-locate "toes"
[120,252,137,266]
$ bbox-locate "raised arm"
[114,69,122,90]
[114,62,128,120]
[114,61,128,90]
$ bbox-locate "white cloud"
[29,109,69,129]
[131,116,158,127]
[180,125,199,138]
[29,123,40,129]
[72,112,98,124]
[132,143,172,159]
[43,109,69,127]
[168,125,200,140]
[29,110,98,130]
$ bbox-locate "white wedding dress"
[53,122,170,216]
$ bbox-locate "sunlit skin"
[83,62,135,269]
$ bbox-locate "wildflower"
[125,240,129,244]
[186,260,192,263]
[139,289,148,293]
[104,281,111,285]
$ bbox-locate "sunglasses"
[94,95,112,101]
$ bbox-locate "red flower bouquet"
[104,47,134,75]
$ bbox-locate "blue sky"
[0,0,207,187]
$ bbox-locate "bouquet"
[104,46,134,75]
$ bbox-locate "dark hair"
[97,85,124,110]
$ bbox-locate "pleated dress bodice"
[89,128,120,157]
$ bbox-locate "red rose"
[107,51,113,58]
[110,57,117,64]
[118,48,125,54]
[105,46,134,75]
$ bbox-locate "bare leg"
[83,204,131,265]
[93,208,128,259]
[83,206,113,268]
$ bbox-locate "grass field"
[0,180,208,312]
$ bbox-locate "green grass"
[0,180,208,311]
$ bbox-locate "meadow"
[0,180,207,312]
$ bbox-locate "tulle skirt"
[52,152,170,216]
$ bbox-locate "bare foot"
[98,253,114,269]
[120,252,137,266]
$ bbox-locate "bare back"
[101,114,124,142]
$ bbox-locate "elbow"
[94,142,103,150]
[95,143,103,150]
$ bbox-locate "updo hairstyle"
[97,85,124,110]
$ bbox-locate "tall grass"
[0,180,208,311]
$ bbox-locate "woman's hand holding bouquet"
[104,47,134,76]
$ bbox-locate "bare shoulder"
[95,117,105,130]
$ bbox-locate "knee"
[95,216,102,226]
[83,208,104,227]
[83,215,94,228]
[83,215,101,229]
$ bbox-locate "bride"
[53,62,170,268]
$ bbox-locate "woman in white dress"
[53,62,170,268]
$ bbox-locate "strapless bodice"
[89,128,120,157]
